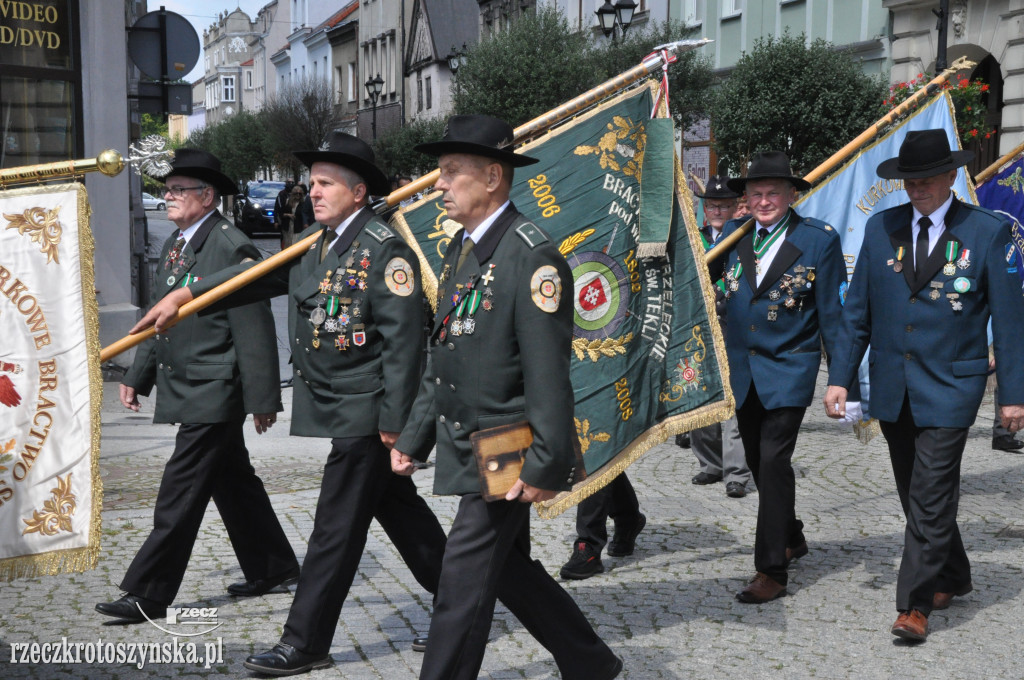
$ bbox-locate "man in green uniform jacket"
[96,149,298,622]
[135,133,446,676]
[391,115,621,680]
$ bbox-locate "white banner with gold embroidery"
[0,183,101,580]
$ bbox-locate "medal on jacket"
[957,248,971,270]
[894,246,905,273]
[461,290,482,334]
[943,242,960,276]
[319,270,333,294]
[767,305,778,322]
[929,281,943,300]
[947,292,962,311]
[768,289,781,301]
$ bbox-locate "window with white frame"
[722,0,741,15]
[683,0,698,24]
[222,76,235,102]
[348,62,357,102]
[245,70,253,89]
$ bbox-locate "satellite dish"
[128,9,200,81]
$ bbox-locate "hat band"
[897,154,954,173]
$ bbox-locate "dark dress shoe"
[412,636,427,652]
[560,541,605,580]
[736,572,786,603]
[992,434,1024,451]
[726,481,746,498]
[227,566,300,596]
[601,655,624,679]
[607,513,646,557]
[932,582,973,610]
[891,610,928,641]
[691,471,722,485]
[675,433,691,448]
[243,643,332,676]
[786,541,809,562]
[95,594,166,623]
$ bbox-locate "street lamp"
[365,73,384,140]
[596,0,637,41]
[446,43,467,74]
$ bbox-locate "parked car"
[141,192,165,211]
[234,180,285,236]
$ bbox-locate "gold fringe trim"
[853,418,881,445]
[635,242,667,258]
[0,183,102,580]
[537,398,733,518]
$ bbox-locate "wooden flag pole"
[973,138,1024,186]
[706,56,977,262]
[101,40,711,362]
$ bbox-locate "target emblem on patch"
[567,251,629,340]
[531,265,562,313]
[384,257,415,296]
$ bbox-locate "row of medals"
[895,250,970,309]
[310,246,371,350]
[438,263,496,341]
[723,263,815,322]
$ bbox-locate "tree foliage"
[708,33,887,177]
[261,77,339,179]
[372,117,447,179]
[452,7,597,126]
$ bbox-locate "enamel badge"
[384,257,415,296]
[531,265,562,313]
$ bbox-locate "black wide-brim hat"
[415,115,538,167]
[695,174,740,199]
[162,148,237,196]
[294,131,391,196]
[727,151,811,193]
[876,129,974,179]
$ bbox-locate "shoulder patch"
[367,223,395,243]
[516,222,549,248]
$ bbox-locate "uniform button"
[305,348,310,353]
[434,338,440,346]
[910,298,917,304]
[434,377,441,385]
[439,415,446,423]
[296,369,302,376]
[154,333,160,339]
[158,363,164,369]
[449,384,456,392]
[448,342,455,350]
[904,353,912,360]
[453,422,461,430]
[749,350,756,356]
[750,324,756,331]
[905,325,913,332]
[295,338,300,344]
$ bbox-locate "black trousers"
[879,395,971,615]
[281,435,446,655]
[576,473,640,550]
[735,385,807,585]
[121,420,297,604]
[420,493,617,680]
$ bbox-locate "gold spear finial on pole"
[0,135,175,189]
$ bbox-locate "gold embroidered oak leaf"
[575,417,611,455]
[22,473,77,536]
[4,206,63,264]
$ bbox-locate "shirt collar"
[179,209,216,244]
[464,200,511,245]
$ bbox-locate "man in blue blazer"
[721,152,853,604]
[825,129,1024,642]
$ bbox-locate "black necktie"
[915,216,932,274]
[755,228,769,249]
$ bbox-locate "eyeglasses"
[704,203,735,213]
[160,184,208,197]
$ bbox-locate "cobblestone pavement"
[3,369,1024,679]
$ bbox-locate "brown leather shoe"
[736,572,786,603]
[891,610,928,641]
[932,582,973,610]
[785,541,808,562]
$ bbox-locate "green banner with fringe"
[392,82,733,516]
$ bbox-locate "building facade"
[405,0,478,121]
[202,9,259,125]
